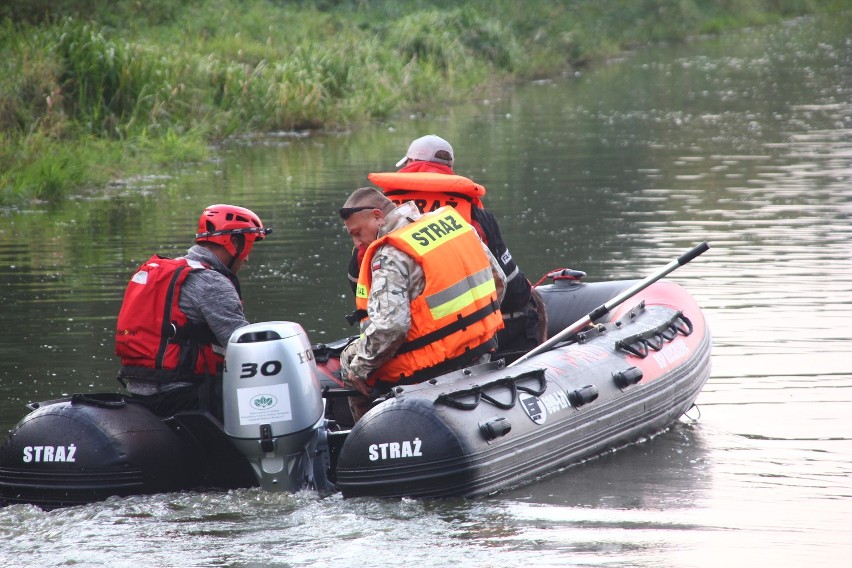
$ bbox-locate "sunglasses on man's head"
[339,206,376,220]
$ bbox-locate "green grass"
[0,0,841,207]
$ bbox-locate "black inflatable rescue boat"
[0,253,711,508]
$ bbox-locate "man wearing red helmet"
[115,204,271,418]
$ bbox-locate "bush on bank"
[0,0,840,206]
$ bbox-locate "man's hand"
[347,370,373,396]
[341,342,372,396]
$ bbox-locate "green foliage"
[49,19,172,137]
[0,0,841,206]
[386,7,519,72]
[1,131,89,203]
[0,0,180,26]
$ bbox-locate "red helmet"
[195,204,271,262]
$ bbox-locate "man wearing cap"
[347,134,546,358]
[339,187,506,420]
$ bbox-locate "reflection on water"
[1,13,852,568]
[504,423,713,509]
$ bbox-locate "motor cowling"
[222,321,332,492]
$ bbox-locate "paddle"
[507,241,710,368]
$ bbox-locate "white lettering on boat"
[368,438,423,461]
[652,338,690,369]
[22,444,77,463]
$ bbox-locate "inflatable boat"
[0,244,711,508]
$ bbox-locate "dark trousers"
[129,381,223,422]
[498,288,548,352]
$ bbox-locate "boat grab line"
[434,368,547,411]
[614,311,693,358]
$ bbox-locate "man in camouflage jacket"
[338,188,506,419]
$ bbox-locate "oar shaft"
[507,242,709,367]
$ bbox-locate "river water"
[1,14,851,568]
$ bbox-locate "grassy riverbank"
[0,0,841,207]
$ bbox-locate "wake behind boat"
[0,244,711,508]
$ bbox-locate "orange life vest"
[355,207,503,385]
[367,172,486,224]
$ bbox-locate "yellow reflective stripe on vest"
[397,209,469,255]
[426,267,496,320]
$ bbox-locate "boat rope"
[683,402,702,421]
[614,311,693,358]
[434,368,547,411]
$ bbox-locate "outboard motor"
[223,321,333,493]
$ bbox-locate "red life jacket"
[116,256,222,383]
